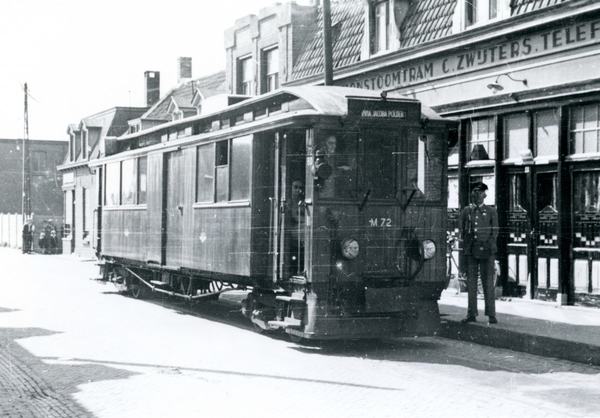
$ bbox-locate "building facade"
[0,138,68,251]
[225,2,316,96]
[278,0,600,307]
[58,107,147,257]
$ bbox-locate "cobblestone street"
[1,248,600,417]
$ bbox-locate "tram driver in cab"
[313,134,355,198]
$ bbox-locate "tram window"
[105,162,120,206]
[230,136,252,201]
[197,144,215,203]
[215,140,229,202]
[407,133,444,202]
[363,131,395,200]
[315,133,358,199]
[121,159,136,205]
[138,157,147,204]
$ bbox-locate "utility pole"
[322,0,333,86]
[22,83,31,222]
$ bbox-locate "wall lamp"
[487,73,528,94]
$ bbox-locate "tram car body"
[92,86,456,340]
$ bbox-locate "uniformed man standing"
[460,182,499,324]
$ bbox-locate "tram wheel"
[285,331,305,344]
[131,279,147,299]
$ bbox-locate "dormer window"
[454,0,510,31]
[373,1,390,54]
[467,0,497,27]
[363,1,400,59]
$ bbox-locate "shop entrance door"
[506,171,531,296]
[506,169,559,300]
[533,171,560,301]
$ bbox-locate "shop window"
[573,171,600,249]
[238,56,254,96]
[262,47,279,94]
[535,110,559,158]
[467,118,495,161]
[504,114,529,160]
[371,1,390,54]
[570,104,600,154]
[197,137,252,204]
[105,162,120,206]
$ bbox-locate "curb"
[439,319,600,366]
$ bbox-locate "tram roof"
[116,86,446,142]
[280,86,445,121]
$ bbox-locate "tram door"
[506,170,559,299]
[271,131,307,281]
[163,151,185,267]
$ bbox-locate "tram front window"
[315,131,396,200]
[316,134,357,199]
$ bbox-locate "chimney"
[144,71,160,106]
[178,57,192,83]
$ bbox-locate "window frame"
[467,117,496,163]
[195,136,252,205]
[453,0,510,32]
[262,46,279,94]
[238,55,254,96]
[104,157,148,207]
[371,0,390,55]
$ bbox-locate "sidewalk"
[438,289,600,366]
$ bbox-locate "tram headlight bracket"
[422,239,436,260]
[340,238,360,260]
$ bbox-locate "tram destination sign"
[348,97,420,123]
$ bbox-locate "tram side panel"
[188,133,274,282]
[101,154,161,263]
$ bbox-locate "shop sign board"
[344,18,600,91]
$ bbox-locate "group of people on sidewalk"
[21,219,58,255]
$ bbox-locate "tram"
[92,86,456,341]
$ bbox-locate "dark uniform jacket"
[460,203,499,256]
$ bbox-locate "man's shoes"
[461,315,477,324]
[488,316,498,324]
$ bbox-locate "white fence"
[0,213,23,249]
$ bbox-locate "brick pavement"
[0,326,134,418]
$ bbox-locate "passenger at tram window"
[286,179,305,274]
[316,135,355,198]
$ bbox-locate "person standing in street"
[22,218,34,254]
[460,182,499,324]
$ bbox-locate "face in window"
[291,180,304,202]
[325,136,337,155]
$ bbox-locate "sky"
[0,0,310,141]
